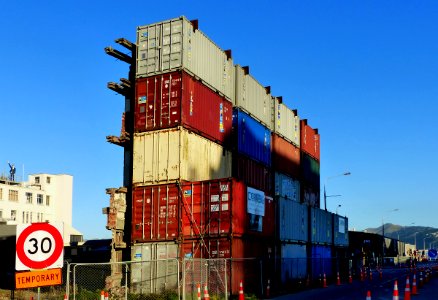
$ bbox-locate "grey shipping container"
[234,65,274,130]
[274,172,300,201]
[333,215,349,246]
[310,207,333,245]
[278,197,308,242]
[274,98,300,147]
[137,16,235,101]
[132,127,232,185]
[131,242,179,294]
[280,243,307,283]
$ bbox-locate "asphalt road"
[271,264,438,300]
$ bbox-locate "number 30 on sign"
[15,222,64,271]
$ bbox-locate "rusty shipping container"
[135,71,233,147]
[278,197,309,242]
[301,184,320,208]
[232,153,273,195]
[136,16,235,101]
[274,97,300,146]
[274,172,300,201]
[300,119,320,161]
[131,179,276,242]
[310,207,333,245]
[333,214,349,246]
[234,65,274,129]
[132,127,232,185]
[300,152,320,189]
[271,133,300,179]
[233,108,272,167]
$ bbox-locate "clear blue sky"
[1,1,437,239]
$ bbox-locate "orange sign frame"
[15,268,62,289]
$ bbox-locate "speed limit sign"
[15,222,64,271]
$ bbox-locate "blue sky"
[1,1,437,239]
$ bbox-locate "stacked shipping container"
[112,15,349,296]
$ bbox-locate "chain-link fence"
[69,259,179,300]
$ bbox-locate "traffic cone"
[379,269,383,280]
[336,272,341,286]
[369,270,373,281]
[411,273,419,295]
[349,271,353,284]
[404,276,411,300]
[322,273,328,288]
[63,295,68,300]
[197,283,201,300]
[419,272,423,288]
[203,284,210,300]
[393,280,399,300]
[266,279,270,298]
[100,291,105,300]
[104,292,109,300]
[366,290,371,300]
[238,280,244,300]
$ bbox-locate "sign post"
[15,222,64,292]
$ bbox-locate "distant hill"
[364,224,438,249]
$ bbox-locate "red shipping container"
[300,119,320,161]
[232,153,273,195]
[180,237,274,295]
[135,71,233,146]
[132,179,276,243]
[271,133,300,179]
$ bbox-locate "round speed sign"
[15,222,64,271]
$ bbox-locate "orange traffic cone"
[404,276,411,300]
[349,271,353,284]
[369,270,373,281]
[100,291,105,300]
[238,280,244,300]
[419,272,423,288]
[411,273,419,295]
[197,283,201,300]
[336,272,341,286]
[105,292,109,300]
[204,284,210,300]
[366,290,371,300]
[266,279,270,298]
[322,273,328,288]
[63,295,68,300]
[393,280,399,300]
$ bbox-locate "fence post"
[177,259,181,300]
[260,259,264,297]
[182,258,186,300]
[124,263,128,300]
[65,261,70,298]
[224,259,228,300]
[72,264,76,300]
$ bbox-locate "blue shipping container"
[233,108,271,166]
[311,245,332,278]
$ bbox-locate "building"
[0,173,83,244]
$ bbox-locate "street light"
[324,172,351,211]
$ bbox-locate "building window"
[46,176,51,184]
[0,209,3,219]
[30,212,33,223]
[23,211,26,223]
[35,177,40,184]
[0,188,3,200]
[37,194,43,205]
[26,192,33,204]
[46,195,50,206]
[9,190,18,202]
[11,210,16,221]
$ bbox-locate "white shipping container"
[278,197,308,242]
[280,243,307,282]
[234,65,274,130]
[137,16,235,101]
[274,98,300,147]
[131,242,179,294]
[133,127,232,185]
[274,172,300,201]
